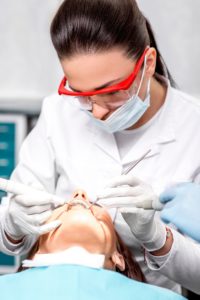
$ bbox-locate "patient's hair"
[115,232,146,282]
[20,232,146,283]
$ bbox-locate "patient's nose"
[73,190,88,201]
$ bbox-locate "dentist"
[1,0,200,295]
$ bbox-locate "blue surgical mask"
[85,57,151,133]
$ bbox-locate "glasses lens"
[89,84,138,109]
[77,87,136,110]
[66,70,140,110]
[101,91,131,109]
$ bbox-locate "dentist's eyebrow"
[69,77,123,92]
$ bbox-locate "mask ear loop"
[123,55,147,100]
[146,78,151,98]
[104,54,148,122]
[134,54,147,98]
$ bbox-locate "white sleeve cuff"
[145,228,175,270]
[142,219,167,252]
[0,222,37,256]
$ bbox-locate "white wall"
[138,0,200,97]
[0,0,63,110]
[0,0,200,111]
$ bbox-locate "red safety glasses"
[58,48,149,97]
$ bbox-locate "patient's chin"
[36,204,114,257]
[37,220,107,255]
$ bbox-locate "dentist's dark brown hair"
[50,0,175,86]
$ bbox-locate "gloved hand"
[160,182,200,242]
[3,191,62,240]
[97,175,166,251]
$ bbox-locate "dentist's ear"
[111,250,125,271]
[145,47,157,77]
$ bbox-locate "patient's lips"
[68,190,91,209]
[69,201,89,209]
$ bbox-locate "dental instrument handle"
[0,177,66,208]
[135,196,164,211]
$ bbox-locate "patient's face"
[35,190,124,271]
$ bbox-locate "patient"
[26,189,145,282]
[0,190,186,300]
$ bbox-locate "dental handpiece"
[0,177,66,208]
[134,196,164,211]
[122,149,164,211]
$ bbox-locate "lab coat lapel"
[90,125,121,163]
[121,142,160,167]
[88,83,177,166]
[122,93,177,166]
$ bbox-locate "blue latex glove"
[160,183,200,242]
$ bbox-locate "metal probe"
[92,148,152,207]
[122,149,151,175]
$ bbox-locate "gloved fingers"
[160,206,177,224]
[98,192,156,208]
[159,183,185,203]
[159,191,174,203]
[120,207,155,224]
[119,206,139,214]
[14,210,53,228]
[104,174,143,188]
[119,207,138,228]
[9,199,52,215]
[159,182,194,204]
[97,186,142,199]
[51,195,67,208]
[160,199,176,210]
[28,210,53,226]
[37,220,62,235]
[8,209,61,236]
[98,196,139,208]
[17,220,62,236]
[127,192,157,204]
[21,204,52,215]
[28,182,45,191]
[133,193,158,208]
[14,193,53,207]
[119,208,142,230]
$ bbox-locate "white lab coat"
[1,84,200,294]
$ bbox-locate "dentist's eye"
[107,91,119,95]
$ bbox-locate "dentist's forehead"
[61,49,135,92]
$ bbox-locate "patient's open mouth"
[68,199,91,209]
